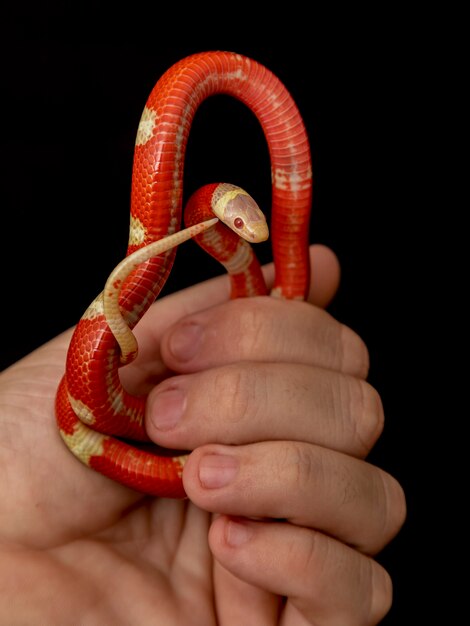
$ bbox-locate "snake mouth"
[249,222,269,243]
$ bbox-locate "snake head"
[212,183,269,243]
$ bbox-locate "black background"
[1,4,449,624]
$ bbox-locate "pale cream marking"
[272,168,288,190]
[170,114,188,212]
[106,385,143,425]
[211,182,239,205]
[267,93,281,110]
[223,240,252,274]
[270,285,304,300]
[60,421,107,466]
[109,390,125,414]
[239,252,263,297]
[104,345,140,422]
[225,68,248,82]
[81,292,104,320]
[201,228,261,295]
[169,214,179,233]
[270,286,285,298]
[173,454,189,478]
[213,188,250,220]
[135,106,157,146]
[127,292,158,327]
[67,394,97,425]
[104,219,219,361]
[200,225,223,247]
[267,89,290,111]
[105,349,136,422]
[272,166,312,192]
[128,214,147,246]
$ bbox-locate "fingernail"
[225,518,254,546]
[150,387,186,431]
[168,322,203,362]
[199,454,239,489]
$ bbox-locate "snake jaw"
[240,217,269,243]
[212,183,269,243]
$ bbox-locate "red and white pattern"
[55,51,312,498]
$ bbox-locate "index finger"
[134,243,340,345]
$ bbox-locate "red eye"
[234,217,244,229]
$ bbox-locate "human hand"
[0,244,405,625]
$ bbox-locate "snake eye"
[234,217,244,229]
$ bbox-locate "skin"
[0,244,405,625]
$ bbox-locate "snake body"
[55,51,312,498]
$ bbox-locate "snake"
[55,51,312,498]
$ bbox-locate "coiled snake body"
[55,51,312,498]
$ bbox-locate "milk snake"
[55,51,312,498]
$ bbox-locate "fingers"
[306,243,341,307]
[182,442,406,555]
[125,242,340,396]
[146,363,383,458]
[123,244,341,392]
[209,516,393,626]
[131,243,340,348]
[146,294,374,460]
[159,297,369,378]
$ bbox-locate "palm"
[1,252,345,624]
[1,326,214,624]
[0,272,254,624]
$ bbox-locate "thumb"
[306,244,341,308]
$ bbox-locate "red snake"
[55,51,312,498]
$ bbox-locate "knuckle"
[296,527,323,578]
[277,442,317,492]
[223,297,296,361]
[339,324,370,378]
[233,299,274,358]
[343,377,385,456]
[209,365,261,425]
